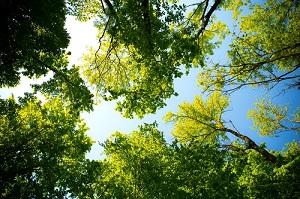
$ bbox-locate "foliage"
[165,91,279,163]
[164,92,229,143]
[228,143,300,198]
[97,123,172,198]
[198,0,300,93]
[248,99,300,136]
[91,124,238,198]
[32,56,94,112]
[0,0,94,112]
[0,96,96,198]
[71,0,226,118]
[93,124,300,198]
[1,0,299,198]
[0,0,69,87]
[171,141,239,198]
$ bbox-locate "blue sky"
[0,6,299,160]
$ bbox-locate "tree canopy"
[0,0,69,87]
[71,0,227,117]
[0,0,299,198]
[198,0,300,92]
[0,95,98,198]
[86,123,300,198]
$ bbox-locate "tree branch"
[220,127,277,163]
[196,0,222,38]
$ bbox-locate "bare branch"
[223,65,300,94]
[95,16,111,60]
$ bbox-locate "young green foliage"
[98,123,172,198]
[32,56,94,112]
[165,91,279,163]
[248,99,300,136]
[72,0,227,118]
[0,96,95,198]
[95,124,300,198]
[165,92,229,143]
[198,0,300,93]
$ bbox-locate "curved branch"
[172,113,277,163]
[220,127,277,163]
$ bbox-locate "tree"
[227,142,300,198]
[94,123,240,198]
[0,0,69,87]
[32,60,94,112]
[170,140,240,198]
[0,95,97,198]
[94,123,300,198]
[96,123,173,198]
[68,0,226,118]
[198,0,300,93]
[248,99,300,136]
[164,92,300,197]
[165,92,280,163]
[161,1,300,197]
[0,0,94,112]
[1,0,299,198]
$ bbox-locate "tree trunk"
[223,127,277,164]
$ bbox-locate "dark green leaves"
[33,65,94,113]
[0,0,69,87]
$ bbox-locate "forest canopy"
[0,0,299,198]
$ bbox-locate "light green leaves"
[98,123,171,198]
[223,0,249,19]
[248,99,300,136]
[33,62,94,112]
[248,99,288,136]
[77,0,227,117]
[227,0,300,87]
[165,92,229,143]
[197,0,300,93]
[0,96,94,198]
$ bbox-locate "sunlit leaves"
[1,0,299,197]
[75,0,230,117]
[232,142,300,198]
[98,123,171,198]
[172,141,237,198]
[228,0,300,85]
[97,124,237,198]
[198,0,300,93]
[0,96,94,198]
[94,124,300,198]
[198,65,227,91]
[33,59,94,112]
[248,99,300,136]
[165,92,229,143]
[67,0,102,21]
[222,0,249,19]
